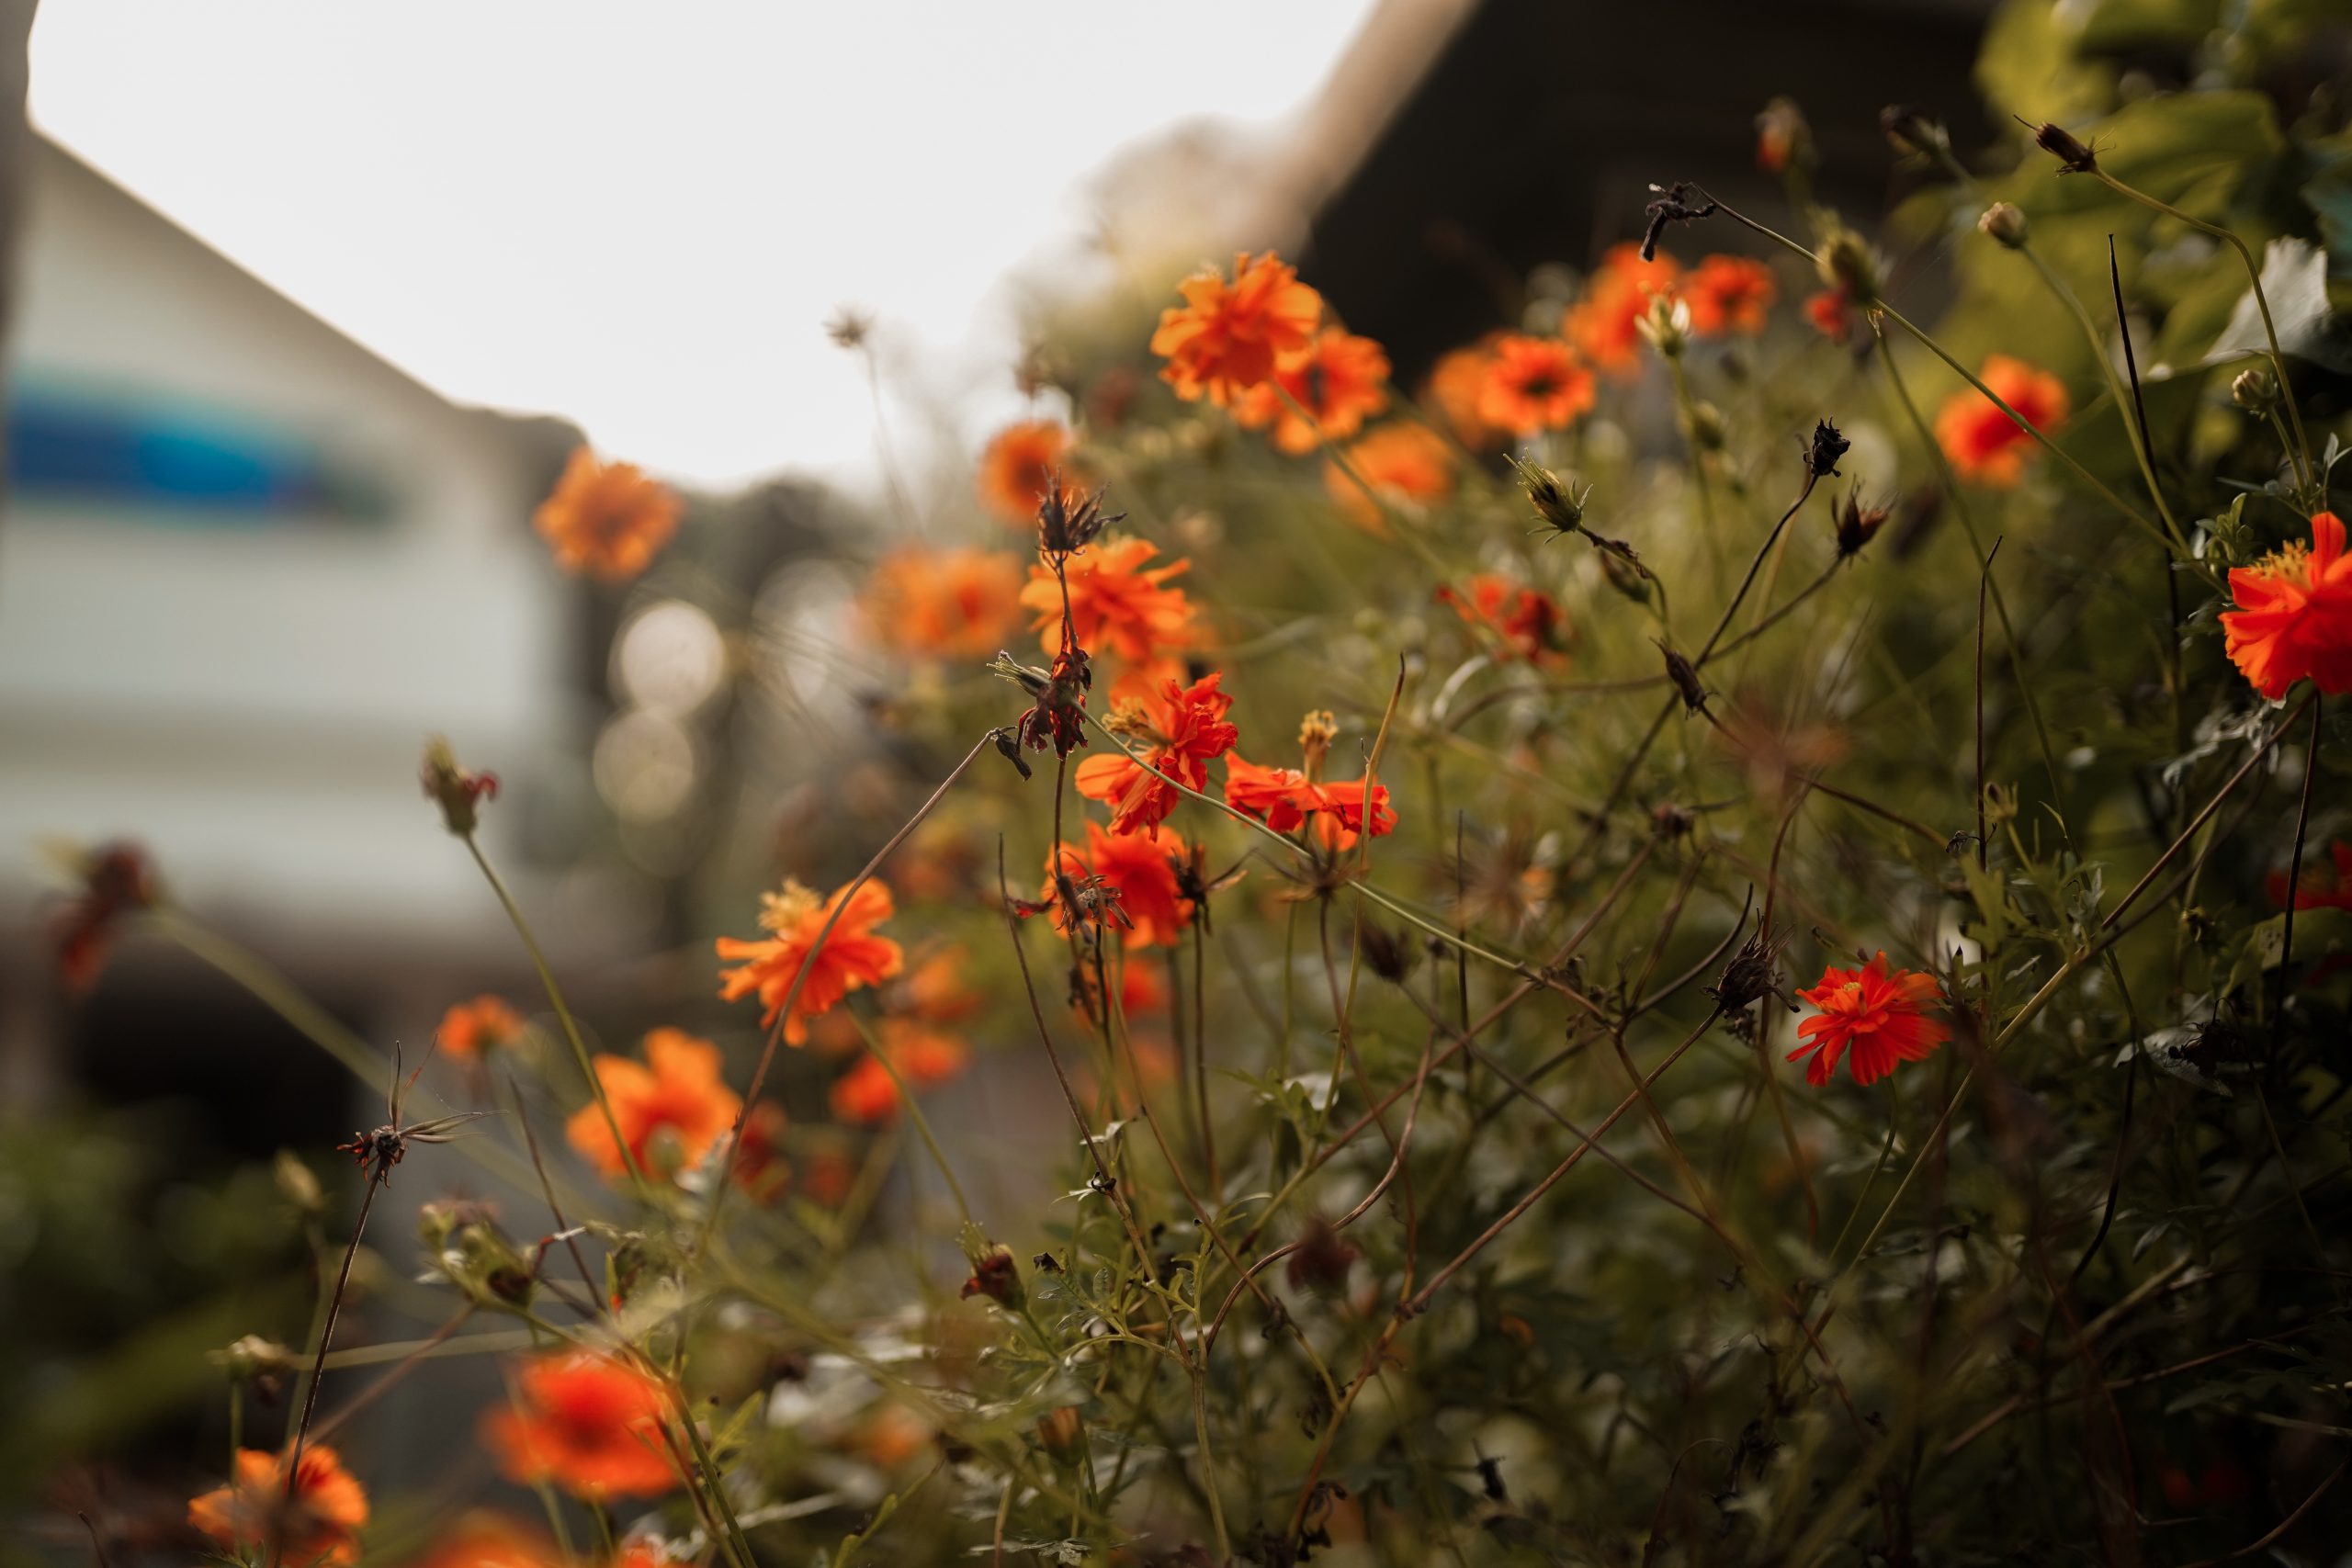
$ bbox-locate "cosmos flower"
[1073,671,1240,837]
[978,420,1080,525]
[717,879,905,1045]
[1566,243,1682,378]
[1933,355,2070,486]
[1682,254,1776,336]
[2220,512,2352,699]
[188,1445,368,1568]
[481,1351,678,1499]
[533,447,680,581]
[1040,821,1195,946]
[1476,335,1596,433]
[1788,952,1951,1087]
[829,1020,969,1125]
[564,1028,741,1181]
[1323,423,1456,536]
[1424,335,1510,450]
[1435,573,1569,665]
[1234,327,1389,454]
[858,546,1023,661]
[1150,251,1324,406]
[1021,536,1195,669]
[435,995,525,1060]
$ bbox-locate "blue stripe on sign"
[7,385,368,520]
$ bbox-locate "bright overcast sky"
[27,2,1378,490]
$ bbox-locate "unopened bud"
[960,1245,1023,1310]
[1683,400,1727,452]
[1977,202,2028,249]
[1636,292,1690,359]
[1880,105,1947,158]
[421,736,498,837]
[2231,367,2277,412]
[1036,1406,1085,1455]
[1818,228,1882,307]
[274,1150,325,1216]
[2032,121,2098,175]
[1506,456,1590,536]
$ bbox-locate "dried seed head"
[1640,181,1719,262]
[824,307,873,350]
[1832,489,1892,557]
[1035,479,1122,559]
[2031,120,2098,174]
[1600,548,1654,606]
[1708,927,1792,1013]
[1976,202,2029,249]
[1650,801,1697,840]
[1805,418,1851,479]
[960,1244,1023,1310]
[1286,1214,1362,1294]
[1817,228,1882,308]
[1356,919,1416,985]
[1657,642,1709,714]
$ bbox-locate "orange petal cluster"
[1933,355,2070,486]
[978,420,1080,525]
[482,1351,678,1499]
[1074,671,1240,837]
[717,879,905,1045]
[533,447,680,582]
[1150,251,1324,406]
[188,1446,369,1568]
[435,995,525,1060]
[1235,327,1389,454]
[1323,423,1455,536]
[829,1020,970,1125]
[1435,573,1568,665]
[1788,952,1950,1088]
[1020,536,1195,671]
[1476,334,1596,434]
[2268,840,2352,912]
[564,1028,741,1181]
[1682,255,1776,336]
[2220,512,2352,699]
[1566,243,1681,378]
[1042,822,1195,946]
[1223,757,1396,850]
[859,546,1023,661]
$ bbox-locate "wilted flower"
[533,447,680,582]
[960,1244,1023,1309]
[2031,120,2099,174]
[1832,490,1892,557]
[421,736,498,836]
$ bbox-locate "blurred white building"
[0,131,584,1025]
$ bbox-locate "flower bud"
[1036,1406,1085,1455]
[1658,642,1709,714]
[1755,96,1813,175]
[1635,292,1690,359]
[1285,1214,1361,1294]
[1832,490,1892,557]
[2032,121,2098,174]
[421,736,498,836]
[1817,227,1882,307]
[2231,367,2277,412]
[1682,400,1727,452]
[209,1335,300,1398]
[1880,105,1947,158]
[960,1244,1023,1310]
[1506,456,1590,535]
[1600,548,1653,606]
[1977,202,2029,249]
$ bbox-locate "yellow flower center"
[757,878,822,934]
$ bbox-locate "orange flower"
[2269,840,2352,912]
[482,1351,678,1499]
[1566,243,1682,378]
[564,1028,741,1181]
[1435,573,1568,664]
[1476,335,1595,433]
[1804,288,1856,346]
[716,878,905,1045]
[1425,336,1508,450]
[829,1020,969,1125]
[1150,251,1324,406]
[1234,328,1389,454]
[53,840,156,992]
[436,995,525,1060]
[1933,355,2070,486]
[1682,255,1776,336]
[1074,671,1240,837]
[1323,423,1455,536]
[2221,512,2352,699]
[1042,821,1194,946]
[978,420,1079,525]
[410,1514,560,1568]
[1020,535,1194,667]
[859,546,1023,660]
[1788,952,1951,1088]
[533,447,680,581]
[188,1445,369,1568]
[1222,756,1396,850]
[901,944,982,1024]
